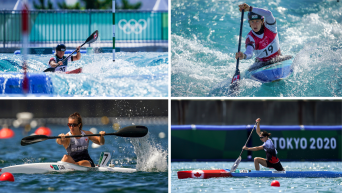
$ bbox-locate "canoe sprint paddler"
[49,44,81,72]
[56,112,105,167]
[235,3,281,63]
[242,118,285,171]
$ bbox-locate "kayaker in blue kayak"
[242,118,285,171]
[235,3,281,63]
[49,44,81,72]
[56,112,105,167]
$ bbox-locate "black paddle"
[43,30,99,72]
[228,10,244,96]
[21,125,148,146]
[230,121,257,173]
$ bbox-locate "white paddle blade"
[230,156,241,173]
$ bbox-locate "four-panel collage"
[0,0,341,192]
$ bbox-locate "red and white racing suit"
[244,7,281,62]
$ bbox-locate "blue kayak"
[226,169,342,178]
[178,169,342,179]
[246,55,294,83]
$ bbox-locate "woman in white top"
[56,112,105,167]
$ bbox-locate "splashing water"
[0,52,168,97]
[171,0,342,97]
[130,133,168,172]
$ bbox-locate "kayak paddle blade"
[21,135,50,146]
[228,70,240,96]
[85,30,99,45]
[230,156,241,173]
[113,125,148,137]
[43,67,55,72]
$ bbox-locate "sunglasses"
[68,123,79,127]
[259,136,265,139]
[59,49,66,52]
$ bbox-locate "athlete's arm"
[236,45,253,60]
[243,145,263,151]
[256,118,261,136]
[86,130,105,145]
[72,46,81,61]
[49,59,63,68]
[244,45,254,59]
[56,133,70,149]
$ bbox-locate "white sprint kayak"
[0,161,136,174]
[0,152,136,174]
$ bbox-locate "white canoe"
[0,161,136,174]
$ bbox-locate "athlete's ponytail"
[69,112,83,130]
[261,130,271,137]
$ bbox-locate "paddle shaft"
[44,133,123,139]
[228,10,244,96]
[59,40,88,64]
[238,122,257,157]
[234,9,244,75]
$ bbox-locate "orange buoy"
[271,180,280,187]
[0,127,15,139]
[34,126,52,136]
[0,172,15,181]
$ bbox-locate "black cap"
[56,44,66,51]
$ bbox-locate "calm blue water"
[171,0,342,97]
[0,124,168,193]
[172,162,342,192]
[0,52,168,97]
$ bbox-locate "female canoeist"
[56,112,105,167]
[242,118,285,171]
[48,44,81,72]
[235,3,281,63]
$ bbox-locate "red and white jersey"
[245,22,281,62]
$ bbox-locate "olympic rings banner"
[0,10,168,44]
[117,12,167,40]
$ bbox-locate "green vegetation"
[33,0,142,10]
[33,0,53,9]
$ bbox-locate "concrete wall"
[171,100,342,125]
[0,100,168,118]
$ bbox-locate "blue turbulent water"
[172,162,342,192]
[0,124,168,193]
[0,52,168,97]
[171,0,342,97]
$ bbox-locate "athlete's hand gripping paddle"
[43,30,99,72]
[228,10,244,96]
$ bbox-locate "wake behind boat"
[177,169,342,179]
[0,152,136,174]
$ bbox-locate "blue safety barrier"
[171,125,342,131]
[0,73,54,94]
